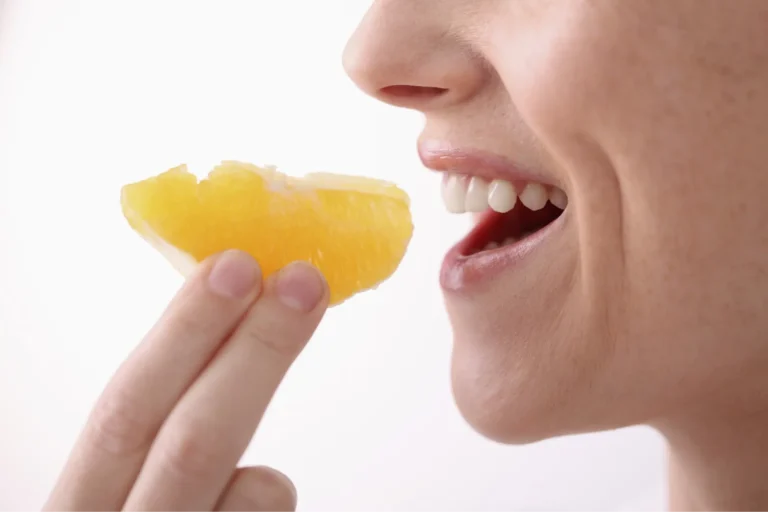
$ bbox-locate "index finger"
[44,250,262,511]
[123,261,329,510]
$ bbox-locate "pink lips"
[417,140,558,187]
[440,212,565,291]
[417,140,566,292]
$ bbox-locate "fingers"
[44,250,262,511]
[123,262,328,510]
[215,466,296,511]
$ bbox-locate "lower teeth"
[482,228,545,251]
[483,237,517,251]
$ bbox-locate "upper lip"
[417,139,559,187]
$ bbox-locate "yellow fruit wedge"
[120,161,414,305]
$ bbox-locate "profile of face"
[344,0,768,443]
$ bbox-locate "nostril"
[379,85,448,103]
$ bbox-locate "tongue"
[499,201,555,236]
[470,201,562,254]
[462,200,564,256]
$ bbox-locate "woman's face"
[344,0,768,442]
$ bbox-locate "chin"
[445,296,620,445]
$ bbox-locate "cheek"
[490,2,768,400]
[487,5,619,145]
[487,5,633,300]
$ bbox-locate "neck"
[658,401,768,511]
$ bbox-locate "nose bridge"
[343,1,485,109]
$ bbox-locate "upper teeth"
[441,174,567,214]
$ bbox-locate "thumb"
[216,466,297,511]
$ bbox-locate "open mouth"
[441,173,567,257]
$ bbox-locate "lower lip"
[440,209,567,292]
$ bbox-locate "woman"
[44,1,768,510]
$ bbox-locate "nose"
[343,1,487,112]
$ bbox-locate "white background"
[0,1,666,510]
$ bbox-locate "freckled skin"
[345,0,768,508]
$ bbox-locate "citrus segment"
[120,161,414,305]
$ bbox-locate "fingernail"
[275,262,325,312]
[207,250,260,299]
[261,466,298,506]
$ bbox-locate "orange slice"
[120,161,414,305]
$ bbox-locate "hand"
[44,250,329,511]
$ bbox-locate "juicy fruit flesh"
[121,161,414,305]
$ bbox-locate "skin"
[45,251,328,511]
[343,0,768,510]
[46,1,768,510]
